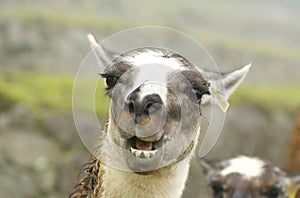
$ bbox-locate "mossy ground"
[0,73,110,120]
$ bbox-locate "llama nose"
[126,92,163,124]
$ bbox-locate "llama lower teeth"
[130,147,158,159]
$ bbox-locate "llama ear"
[200,63,251,108]
[221,63,251,99]
[87,33,119,66]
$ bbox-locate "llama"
[200,156,300,198]
[69,34,251,198]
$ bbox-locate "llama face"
[88,34,251,173]
[201,156,300,198]
[103,48,210,172]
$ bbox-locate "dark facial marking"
[101,61,132,96]
[181,70,210,103]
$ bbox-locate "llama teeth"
[139,151,146,159]
[143,151,150,159]
[138,151,151,159]
[150,150,157,155]
[130,148,137,157]
[149,152,154,158]
[130,147,158,159]
[135,150,142,157]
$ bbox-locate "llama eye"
[106,76,118,89]
[101,74,119,90]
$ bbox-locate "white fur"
[87,33,98,48]
[222,63,251,99]
[125,50,184,71]
[101,158,191,198]
[138,81,168,104]
[220,156,265,179]
[87,33,115,65]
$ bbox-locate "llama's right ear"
[87,33,119,66]
[200,64,251,111]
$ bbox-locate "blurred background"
[0,0,299,197]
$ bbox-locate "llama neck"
[100,158,191,198]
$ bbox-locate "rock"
[0,130,61,166]
[206,104,293,165]
[0,105,35,133]
[39,111,78,148]
[0,158,37,198]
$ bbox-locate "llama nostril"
[128,100,135,113]
[126,93,163,113]
[145,102,154,113]
[145,102,162,114]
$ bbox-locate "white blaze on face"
[138,81,168,104]
[220,156,265,179]
[125,49,185,71]
[124,49,187,105]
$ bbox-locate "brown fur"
[68,156,102,198]
[286,109,300,173]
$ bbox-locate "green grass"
[0,75,19,111]
[0,73,73,111]
[231,84,300,112]
[0,73,110,120]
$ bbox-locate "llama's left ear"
[200,63,251,105]
[87,33,119,66]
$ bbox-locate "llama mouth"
[123,133,171,172]
[127,136,164,159]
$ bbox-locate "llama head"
[88,34,250,173]
[200,156,300,198]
